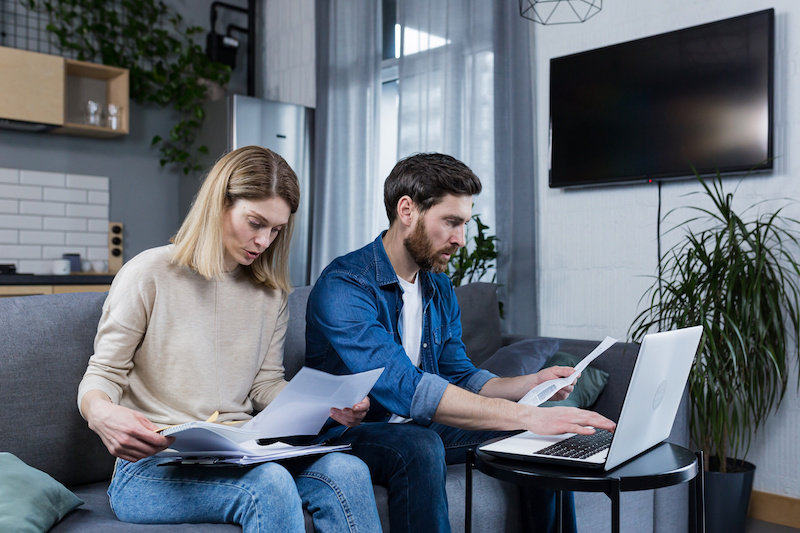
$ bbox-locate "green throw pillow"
[0,453,83,533]
[540,351,609,408]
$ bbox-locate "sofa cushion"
[478,338,559,377]
[285,286,313,379]
[454,282,503,366]
[540,352,610,409]
[0,292,116,487]
[0,452,83,533]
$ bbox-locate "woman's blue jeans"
[108,452,382,533]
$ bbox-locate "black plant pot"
[704,457,756,533]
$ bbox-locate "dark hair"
[384,153,482,224]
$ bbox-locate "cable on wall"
[657,180,664,331]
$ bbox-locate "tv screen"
[549,9,774,188]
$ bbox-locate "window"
[377,0,496,271]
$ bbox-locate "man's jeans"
[108,452,382,533]
[431,422,578,533]
[316,421,577,533]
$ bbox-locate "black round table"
[465,441,705,533]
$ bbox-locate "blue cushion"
[0,452,83,532]
[478,338,560,377]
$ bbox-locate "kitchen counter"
[0,274,114,285]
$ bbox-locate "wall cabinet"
[0,46,129,137]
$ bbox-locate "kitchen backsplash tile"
[0,199,16,213]
[0,166,109,274]
[20,170,65,187]
[0,168,19,183]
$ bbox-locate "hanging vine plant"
[24,0,231,174]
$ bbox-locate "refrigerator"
[182,95,314,286]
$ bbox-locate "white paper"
[518,336,617,407]
[239,367,384,437]
[157,441,352,465]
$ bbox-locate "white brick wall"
[0,167,109,274]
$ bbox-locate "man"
[306,153,615,532]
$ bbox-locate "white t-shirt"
[397,275,423,367]
[389,275,424,423]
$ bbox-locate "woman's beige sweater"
[78,245,289,426]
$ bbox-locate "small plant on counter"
[24,0,231,175]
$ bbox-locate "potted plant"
[447,212,498,287]
[628,174,800,533]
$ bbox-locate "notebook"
[480,325,703,471]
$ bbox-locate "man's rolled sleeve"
[409,372,451,425]
[464,368,496,394]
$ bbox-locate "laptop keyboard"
[536,429,613,459]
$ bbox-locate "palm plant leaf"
[629,174,800,472]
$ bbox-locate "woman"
[78,146,381,532]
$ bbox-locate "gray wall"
[0,104,180,261]
[0,0,250,262]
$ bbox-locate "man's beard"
[404,219,459,274]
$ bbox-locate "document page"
[518,336,617,407]
[157,441,352,466]
[240,367,384,437]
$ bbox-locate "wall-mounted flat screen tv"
[549,9,774,189]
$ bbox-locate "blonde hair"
[171,146,300,291]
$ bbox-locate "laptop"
[480,325,703,471]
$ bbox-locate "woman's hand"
[330,397,370,427]
[81,390,174,462]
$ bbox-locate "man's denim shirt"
[305,233,495,426]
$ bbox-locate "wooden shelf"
[0,47,129,139]
[56,58,129,137]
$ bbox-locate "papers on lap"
[241,367,384,437]
[155,367,383,465]
[156,440,351,466]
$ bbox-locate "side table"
[466,441,704,533]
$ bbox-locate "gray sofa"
[0,282,689,532]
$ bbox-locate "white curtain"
[396,0,537,334]
[314,0,538,334]
[396,0,496,239]
[311,0,382,281]
[492,2,538,335]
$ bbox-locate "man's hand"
[81,390,174,462]
[523,405,615,436]
[479,365,579,402]
[534,365,580,402]
[330,397,370,427]
[435,383,615,436]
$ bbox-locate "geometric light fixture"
[519,0,602,25]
